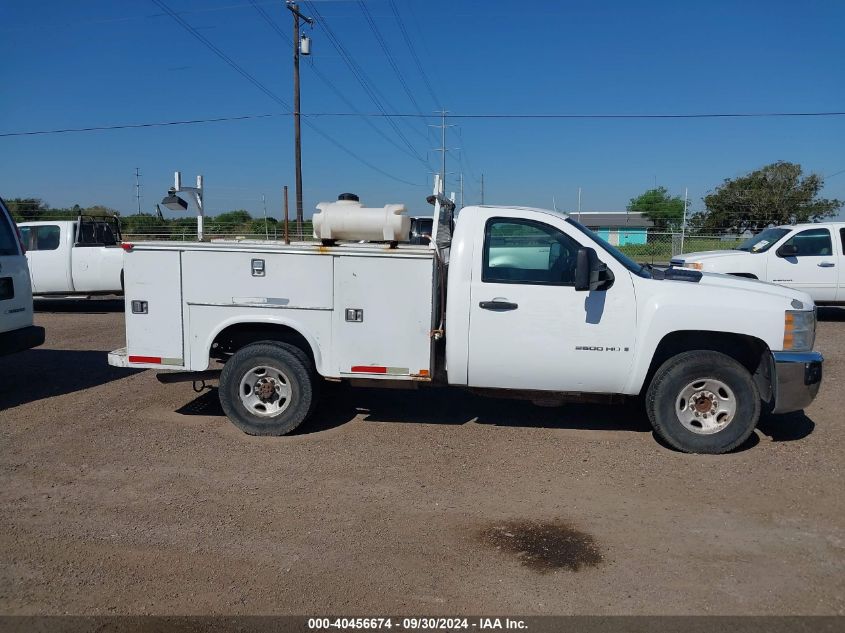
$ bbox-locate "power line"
[0,113,282,137]
[303,0,431,160]
[4,109,844,138]
[248,0,288,41]
[306,110,845,120]
[387,0,440,110]
[149,0,423,187]
[247,1,430,165]
[307,62,427,163]
[357,1,426,121]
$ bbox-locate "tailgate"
[124,249,185,367]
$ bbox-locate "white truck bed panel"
[125,249,184,366]
[186,304,334,373]
[333,255,434,378]
[182,249,334,309]
[121,240,436,378]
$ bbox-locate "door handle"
[479,299,518,311]
[818,262,835,268]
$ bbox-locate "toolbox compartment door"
[125,249,185,367]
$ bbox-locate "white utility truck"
[109,190,824,454]
[672,222,845,305]
[0,198,44,356]
[17,216,124,296]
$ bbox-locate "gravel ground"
[1,299,843,615]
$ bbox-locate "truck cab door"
[71,218,122,292]
[23,224,72,294]
[466,214,637,394]
[766,227,837,303]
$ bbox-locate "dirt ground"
[1,298,843,616]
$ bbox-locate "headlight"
[783,309,816,351]
[685,262,703,270]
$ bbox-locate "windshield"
[735,227,790,253]
[566,218,651,278]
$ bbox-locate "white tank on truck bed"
[313,193,410,242]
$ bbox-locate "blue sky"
[1,0,843,220]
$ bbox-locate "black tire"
[219,342,314,436]
[646,350,760,454]
[261,339,321,417]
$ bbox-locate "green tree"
[205,210,248,234]
[5,198,50,221]
[627,187,685,231]
[700,161,841,232]
[120,213,167,236]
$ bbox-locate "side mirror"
[575,247,614,291]
[776,243,798,258]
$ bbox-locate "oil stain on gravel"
[478,520,602,572]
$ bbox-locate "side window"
[35,225,60,251]
[840,228,845,255]
[19,226,32,251]
[483,218,581,285]
[77,221,98,246]
[0,211,19,256]
[782,228,832,257]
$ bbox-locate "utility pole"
[577,187,582,221]
[429,110,455,195]
[480,173,485,205]
[459,173,464,209]
[135,167,142,215]
[261,193,269,239]
[440,110,447,189]
[283,186,290,245]
[681,187,689,254]
[287,1,313,239]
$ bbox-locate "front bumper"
[0,325,45,357]
[771,350,823,414]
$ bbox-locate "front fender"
[624,285,787,394]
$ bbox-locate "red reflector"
[128,355,162,364]
[351,365,387,374]
[121,242,134,252]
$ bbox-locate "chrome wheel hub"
[675,378,736,435]
[239,366,291,418]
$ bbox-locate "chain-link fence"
[616,232,743,265]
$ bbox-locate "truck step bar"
[156,370,221,385]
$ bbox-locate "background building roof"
[572,212,654,228]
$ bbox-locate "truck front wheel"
[646,350,760,454]
[219,342,314,436]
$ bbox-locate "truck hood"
[695,271,812,305]
[672,249,749,262]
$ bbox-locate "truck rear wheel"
[646,350,760,454]
[219,342,314,436]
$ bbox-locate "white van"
[0,198,44,356]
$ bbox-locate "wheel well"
[727,272,758,279]
[642,331,772,398]
[210,323,316,367]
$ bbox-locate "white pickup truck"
[17,216,124,296]
[108,193,824,454]
[672,222,845,305]
[1,198,44,356]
